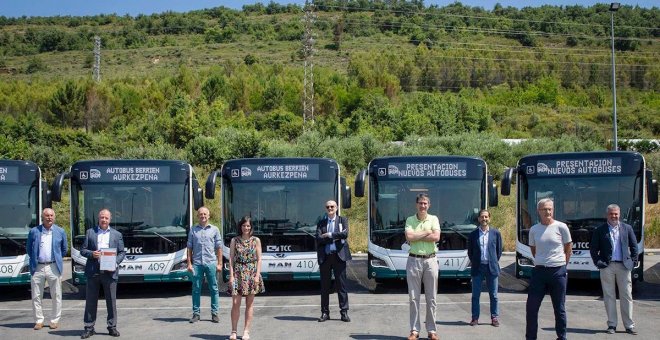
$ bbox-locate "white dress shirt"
[38,227,53,263]
[479,227,489,264]
[98,227,111,249]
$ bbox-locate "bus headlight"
[518,257,534,267]
[370,258,388,268]
[170,260,188,272]
[465,259,471,269]
[19,265,30,274]
[73,264,85,273]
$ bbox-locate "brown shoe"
[470,319,479,326]
[491,317,500,327]
[407,331,419,340]
[49,323,59,330]
[34,323,43,330]
[428,332,439,340]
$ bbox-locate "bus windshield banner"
[233,164,319,181]
[0,166,19,183]
[529,158,622,177]
[382,162,468,178]
[79,166,171,182]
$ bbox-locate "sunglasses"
[326,206,336,209]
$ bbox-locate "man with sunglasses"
[315,200,352,323]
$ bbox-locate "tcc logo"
[267,245,292,252]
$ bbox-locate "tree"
[48,80,86,128]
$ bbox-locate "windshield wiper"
[136,228,176,246]
[441,223,469,241]
[0,233,26,249]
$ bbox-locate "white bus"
[500,151,658,281]
[354,156,498,282]
[51,160,203,284]
[206,158,351,281]
[0,160,50,286]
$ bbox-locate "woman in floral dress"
[228,216,264,340]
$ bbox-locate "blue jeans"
[471,264,499,320]
[525,265,567,340]
[192,263,219,315]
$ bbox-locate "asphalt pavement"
[1,253,659,340]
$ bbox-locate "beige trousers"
[406,256,439,333]
[600,262,634,329]
[31,263,62,324]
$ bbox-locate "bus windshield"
[223,181,335,239]
[370,179,483,251]
[519,174,643,246]
[72,183,189,239]
[0,183,38,236]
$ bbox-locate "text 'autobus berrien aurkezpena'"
[354,156,498,283]
[500,151,658,282]
[205,158,351,281]
[51,159,203,284]
[0,160,51,286]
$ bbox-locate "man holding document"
[80,209,126,339]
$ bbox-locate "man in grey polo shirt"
[525,198,572,340]
[186,206,222,323]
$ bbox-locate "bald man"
[27,208,68,330]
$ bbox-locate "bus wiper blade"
[0,233,26,249]
[441,223,470,241]
[135,228,176,246]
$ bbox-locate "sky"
[0,1,656,18]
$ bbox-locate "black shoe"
[340,311,350,322]
[607,327,616,334]
[80,330,95,339]
[189,314,200,323]
[626,328,638,335]
[108,328,120,337]
[318,313,330,322]
[211,314,219,323]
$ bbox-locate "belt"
[611,260,622,263]
[38,261,54,264]
[409,253,435,259]
[535,264,564,268]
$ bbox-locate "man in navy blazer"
[316,200,352,323]
[80,209,126,339]
[26,208,68,330]
[590,204,639,335]
[467,209,503,327]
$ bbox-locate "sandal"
[242,331,250,340]
[229,331,237,340]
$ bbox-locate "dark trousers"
[525,265,568,340]
[84,272,118,331]
[320,253,348,313]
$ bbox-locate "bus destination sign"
[380,162,468,178]
[0,166,19,183]
[233,164,319,181]
[528,158,622,177]
[79,166,171,182]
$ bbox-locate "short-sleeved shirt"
[529,221,572,267]
[187,224,222,265]
[405,214,440,256]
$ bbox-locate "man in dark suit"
[590,204,639,335]
[80,209,126,339]
[27,208,68,330]
[315,200,351,323]
[467,209,503,327]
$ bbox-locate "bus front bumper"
[0,273,31,285]
[73,270,192,285]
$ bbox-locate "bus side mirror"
[488,175,499,207]
[501,168,515,196]
[647,170,658,204]
[205,170,219,200]
[341,176,352,209]
[51,172,70,202]
[193,178,204,210]
[354,169,366,197]
[42,179,52,209]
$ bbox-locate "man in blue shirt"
[187,206,222,323]
[27,208,68,330]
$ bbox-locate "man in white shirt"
[27,208,68,330]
